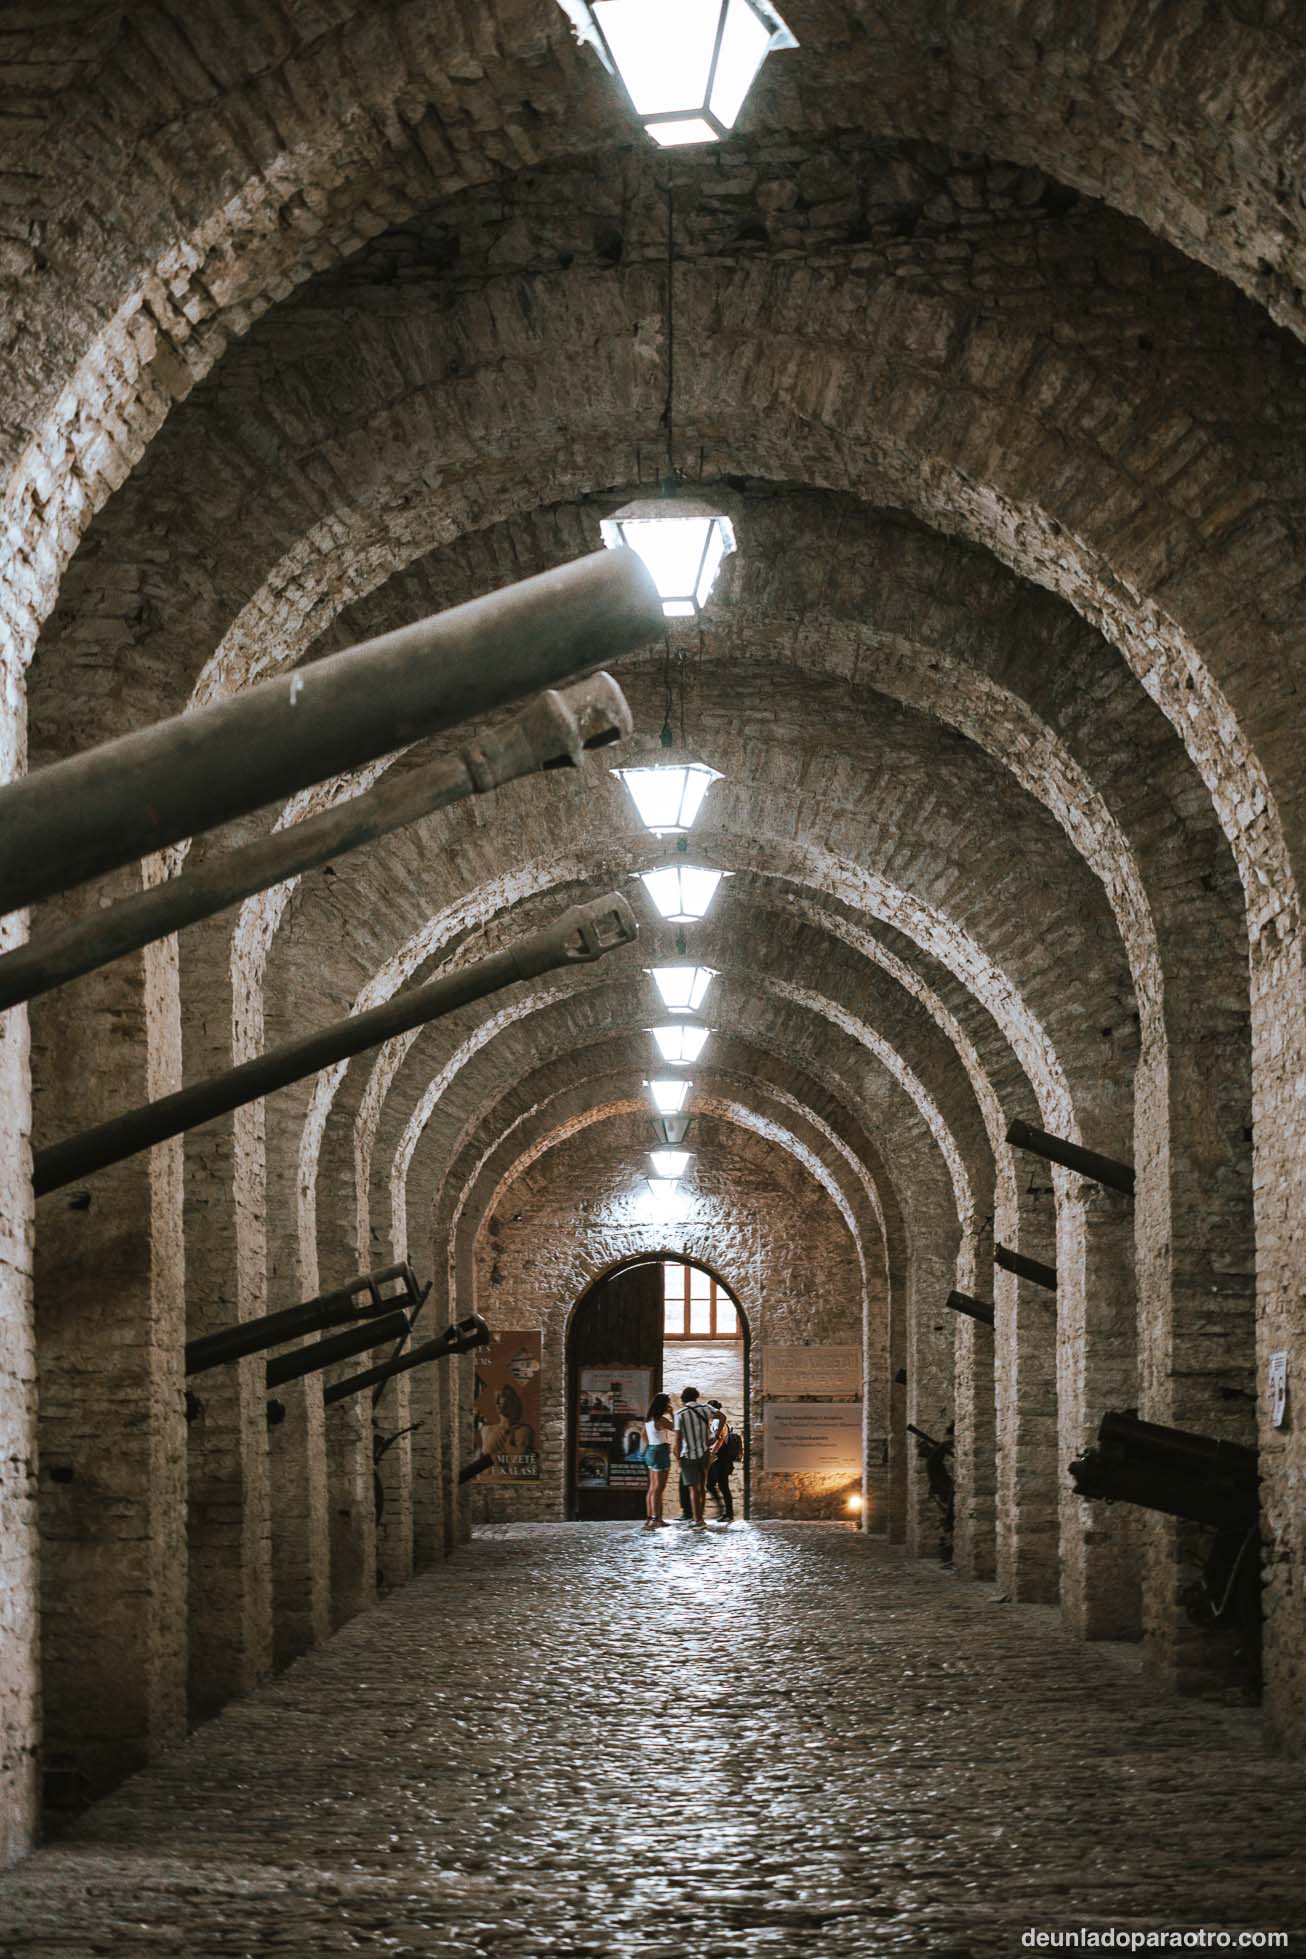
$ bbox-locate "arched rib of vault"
[37,238,1299,942]
[276,668,1116,1220]
[9,2,1306,698]
[435,1059,898,1444]
[366,886,996,1282]
[378,975,975,1284]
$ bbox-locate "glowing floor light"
[650,1149,693,1178]
[557,0,797,147]
[614,763,720,835]
[650,1024,709,1064]
[601,497,735,618]
[649,965,715,1014]
[647,1077,691,1115]
[640,865,725,923]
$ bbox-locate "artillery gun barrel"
[34,893,638,1195]
[1006,1119,1135,1196]
[0,548,661,916]
[322,1315,492,1406]
[186,1263,422,1376]
[0,676,632,1013]
[264,1309,413,1390]
[994,1244,1058,1293]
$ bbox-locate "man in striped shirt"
[674,1387,720,1529]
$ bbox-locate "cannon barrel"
[265,1309,413,1390]
[1006,1119,1135,1197]
[0,676,632,1014]
[459,1452,495,1485]
[945,1289,995,1329]
[0,548,661,917]
[322,1314,492,1406]
[1069,1411,1259,1532]
[994,1244,1057,1292]
[185,1262,422,1376]
[35,893,637,1195]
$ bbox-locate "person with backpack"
[706,1401,742,1522]
[674,1387,716,1530]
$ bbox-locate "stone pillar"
[181,910,272,1723]
[264,1088,330,1670]
[32,900,187,1809]
[994,1181,1060,1603]
[0,884,38,1861]
[1058,1176,1141,1640]
[905,1236,954,1559]
[314,1116,375,1627]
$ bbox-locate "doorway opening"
[565,1256,750,1520]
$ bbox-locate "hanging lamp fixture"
[614,761,720,834]
[650,1023,709,1063]
[640,863,727,922]
[649,965,715,1013]
[558,0,796,147]
[598,175,736,617]
[650,1148,693,1177]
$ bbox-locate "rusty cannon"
[1069,1410,1261,1648]
[0,548,661,918]
[185,1263,425,1377]
[322,1313,491,1407]
[0,674,632,1014]
[35,892,638,1195]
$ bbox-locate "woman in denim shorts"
[642,1392,675,1529]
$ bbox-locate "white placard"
[763,1345,861,1398]
[1269,1351,1289,1428]
[762,1403,862,1475]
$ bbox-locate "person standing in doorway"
[675,1387,715,1530]
[706,1401,741,1522]
[642,1392,675,1530]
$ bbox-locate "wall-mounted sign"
[762,1403,862,1475]
[763,1345,861,1398]
[473,1330,542,1482]
[577,1366,652,1488]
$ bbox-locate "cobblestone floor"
[0,1523,1304,1957]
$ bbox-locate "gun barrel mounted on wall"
[265,1310,414,1390]
[944,1289,996,1329]
[34,892,638,1195]
[1006,1119,1135,1197]
[322,1314,491,1406]
[186,1262,422,1376]
[0,676,633,1014]
[994,1243,1058,1293]
[1069,1411,1258,1533]
[0,547,662,917]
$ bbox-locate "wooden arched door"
[566,1261,663,1520]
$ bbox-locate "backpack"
[719,1427,743,1468]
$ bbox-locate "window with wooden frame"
[662,1261,740,1339]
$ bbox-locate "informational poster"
[762,1403,862,1474]
[576,1366,652,1489]
[472,1330,542,1482]
[763,1345,861,1398]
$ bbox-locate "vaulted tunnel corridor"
[2,0,1306,1949]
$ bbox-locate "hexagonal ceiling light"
[557,0,797,148]
[650,1023,709,1063]
[639,864,727,922]
[601,494,736,620]
[614,762,721,834]
[649,965,716,1013]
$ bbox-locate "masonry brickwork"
[0,2,1302,1910]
